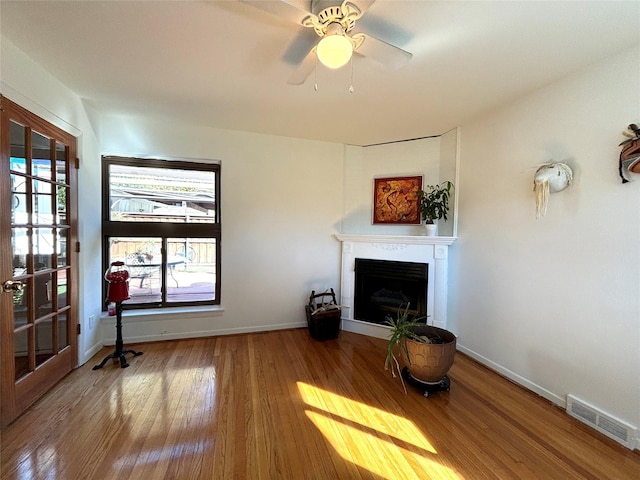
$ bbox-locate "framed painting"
[373,175,423,224]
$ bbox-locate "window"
[102,156,220,309]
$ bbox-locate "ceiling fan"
[240,0,412,84]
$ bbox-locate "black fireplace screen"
[354,258,428,325]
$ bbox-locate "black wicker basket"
[305,289,341,341]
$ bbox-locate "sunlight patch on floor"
[112,440,214,469]
[297,382,463,480]
[15,446,58,480]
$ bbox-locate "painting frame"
[372,175,423,225]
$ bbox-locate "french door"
[0,96,78,427]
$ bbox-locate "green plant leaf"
[384,304,427,374]
[416,181,454,223]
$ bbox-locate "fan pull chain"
[348,56,355,93]
[314,55,318,91]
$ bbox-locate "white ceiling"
[1,0,639,146]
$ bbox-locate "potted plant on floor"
[416,181,454,236]
[385,305,456,395]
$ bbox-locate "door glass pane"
[56,185,68,224]
[33,228,54,269]
[35,319,55,367]
[10,121,26,168]
[14,328,30,381]
[13,278,28,330]
[32,131,52,180]
[57,228,68,267]
[9,156,27,173]
[57,269,68,309]
[34,272,53,318]
[56,141,67,184]
[167,237,216,303]
[58,312,68,350]
[11,228,28,275]
[32,179,54,225]
[10,174,28,225]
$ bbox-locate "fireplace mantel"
[335,234,456,246]
[335,233,456,340]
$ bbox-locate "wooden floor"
[1,329,639,479]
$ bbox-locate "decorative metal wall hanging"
[533,163,573,218]
[618,123,640,183]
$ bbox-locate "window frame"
[101,155,221,309]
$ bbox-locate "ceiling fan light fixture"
[316,29,353,69]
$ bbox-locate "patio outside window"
[102,156,220,309]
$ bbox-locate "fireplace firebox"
[354,258,428,325]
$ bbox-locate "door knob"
[2,280,24,293]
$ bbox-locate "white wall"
[98,115,344,342]
[450,46,640,441]
[342,135,457,235]
[2,36,345,360]
[1,37,104,365]
[439,128,459,237]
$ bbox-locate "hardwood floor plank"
[2,329,639,479]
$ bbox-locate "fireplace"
[354,259,428,325]
[335,234,455,340]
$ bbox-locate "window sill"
[99,304,224,323]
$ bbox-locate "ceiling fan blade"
[287,45,318,84]
[240,0,312,25]
[353,33,412,70]
[346,0,376,18]
[282,29,320,66]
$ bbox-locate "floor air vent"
[567,394,637,449]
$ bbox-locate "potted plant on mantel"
[416,181,454,236]
[384,305,456,395]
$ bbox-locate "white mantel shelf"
[335,233,456,340]
[335,234,456,245]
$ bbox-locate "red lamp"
[105,261,130,303]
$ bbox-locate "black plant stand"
[401,367,451,398]
[93,301,143,370]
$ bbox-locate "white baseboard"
[459,344,639,451]
[341,318,390,339]
[100,321,308,346]
[456,343,566,407]
[81,342,104,366]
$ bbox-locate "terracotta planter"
[400,325,456,383]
